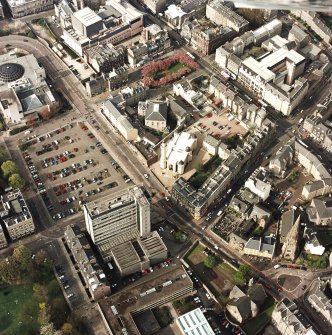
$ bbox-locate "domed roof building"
[0,52,57,124]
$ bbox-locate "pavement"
[1,19,332,335]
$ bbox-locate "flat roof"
[99,266,193,334]
[177,308,215,335]
[73,7,102,27]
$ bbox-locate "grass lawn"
[185,242,235,304]
[218,263,237,277]
[0,285,39,335]
[169,62,185,73]
[153,62,186,80]
[242,297,275,335]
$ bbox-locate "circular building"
[0,63,25,82]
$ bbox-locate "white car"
[144,173,149,179]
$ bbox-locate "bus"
[186,52,195,60]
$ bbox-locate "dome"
[0,63,25,82]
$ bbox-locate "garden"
[141,52,199,87]
[0,245,83,335]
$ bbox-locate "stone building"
[7,0,54,18]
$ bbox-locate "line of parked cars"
[23,151,54,212]
[55,265,75,299]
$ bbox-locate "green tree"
[13,245,32,270]
[0,147,9,163]
[234,265,252,286]
[0,122,4,130]
[204,254,217,268]
[1,160,17,177]
[8,173,25,189]
[0,257,21,283]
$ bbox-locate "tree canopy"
[1,160,17,177]
[234,265,252,286]
[204,254,217,269]
[8,173,25,189]
[0,147,9,163]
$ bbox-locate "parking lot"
[193,110,249,141]
[21,121,130,222]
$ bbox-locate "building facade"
[84,44,127,74]
[142,0,166,14]
[0,189,35,242]
[65,225,111,299]
[0,226,8,249]
[206,0,249,33]
[272,299,318,335]
[63,3,144,56]
[7,0,54,18]
[84,186,151,246]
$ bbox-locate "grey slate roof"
[145,101,167,122]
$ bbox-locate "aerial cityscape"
[0,0,331,335]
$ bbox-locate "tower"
[160,141,167,169]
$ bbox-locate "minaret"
[160,142,167,169]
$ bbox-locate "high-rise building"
[84,186,150,247]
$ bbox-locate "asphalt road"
[1,28,331,334]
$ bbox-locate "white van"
[217,210,223,216]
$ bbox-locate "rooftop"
[84,186,148,218]
[99,265,193,334]
[73,7,103,27]
[0,190,32,227]
[177,308,215,335]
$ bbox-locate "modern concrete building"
[65,225,111,299]
[177,308,215,335]
[99,266,193,334]
[0,52,57,125]
[272,298,318,335]
[84,186,151,247]
[63,2,144,56]
[7,0,54,18]
[111,231,167,276]
[0,189,35,242]
[206,0,249,33]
